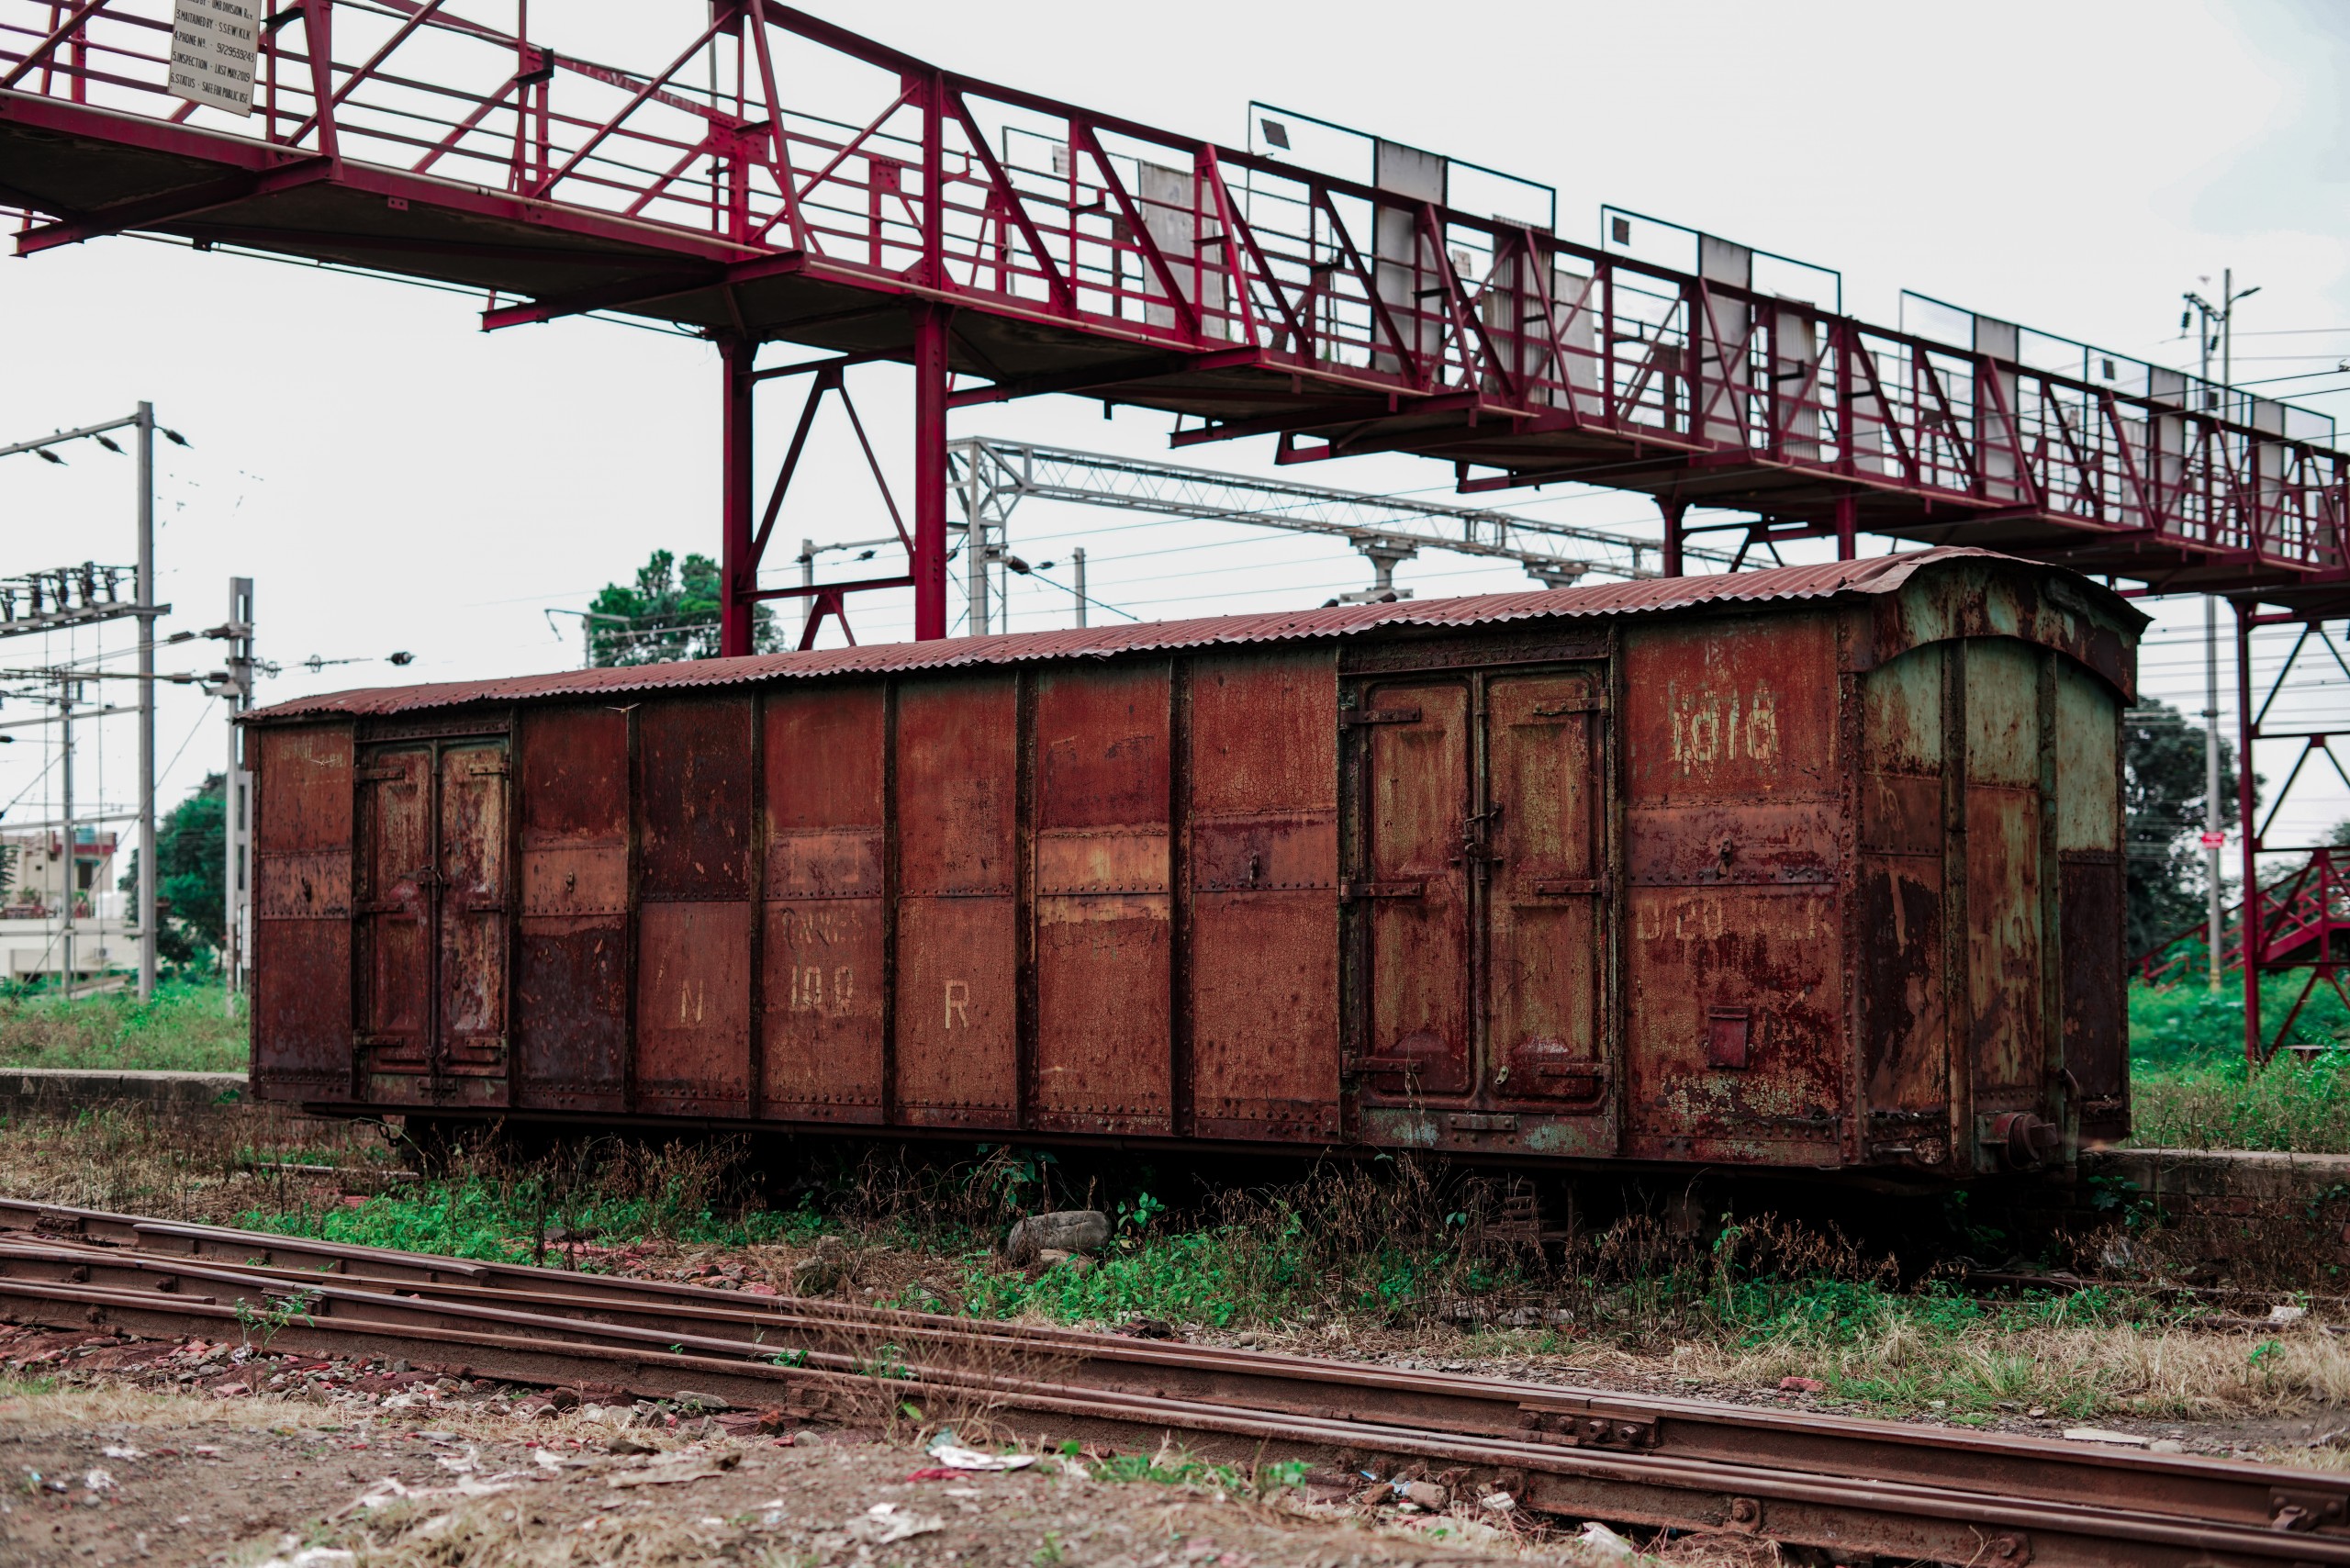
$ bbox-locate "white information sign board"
[166,0,262,118]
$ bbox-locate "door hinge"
[354,766,408,782]
[465,759,510,778]
[1340,707,1422,727]
[1531,878,1602,897]
[1343,879,1427,900]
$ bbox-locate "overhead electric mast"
[945,438,1735,617]
[0,405,178,998]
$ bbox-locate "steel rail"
[7,1207,2339,1527]
[8,1228,2306,1537]
[4,1202,2347,1563]
[0,1251,2340,1568]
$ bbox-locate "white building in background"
[0,828,132,984]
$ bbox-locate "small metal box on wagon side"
[241,548,2142,1182]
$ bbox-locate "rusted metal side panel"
[632,699,754,1115]
[355,744,431,1104]
[1858,644,1952,1169]
[637,700,754,901]
[1485,667,1613,1148]
[2055,662,2129,1141]
[1622,613,1845,1160]
[634,901,752,1111]
[433,742,510,1107]
[762,685,886,1123]
[893,676,1019,1127]
[515,707,629,1114]
[252,724,353,1101]
[1356,678,1473,1100]
[1964,638,2042,1108]
[1187,650,1339,1141]
[1032,662,1173,1134]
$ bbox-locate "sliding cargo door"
[1348,666,1610,1136]
[1484,671,1610,1134]
[435,743,511,1102]
[1351,678,1474,1099]
[356,747,431,1101]
[355,737,510,1107]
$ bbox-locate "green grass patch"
[2129,975,2350,1151]
[1697,1275,2156,1417]
[235,1140,827,1265]
[0,980,245,1073]
[2130,973,2350,1072]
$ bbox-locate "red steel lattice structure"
[9,1,2350,1070]
[8,3,2350,628]
[2234,619,2350,1063]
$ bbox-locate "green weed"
[232,1286,319,1350]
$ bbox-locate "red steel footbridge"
[6,1,2350,1059]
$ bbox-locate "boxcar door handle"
[1340,708,1422,726]
[1343,880,1427,900]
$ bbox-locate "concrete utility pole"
[800,539,815,647]
[1072,547,1088,630]
[2206,595,2223,988]
[57,675,73,1001]
[219,578,255,1005]
[2184,270,2259,988]
[135,403,157,1002]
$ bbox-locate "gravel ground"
[0,1326,1645,1568]
[6,1313,2348,1568]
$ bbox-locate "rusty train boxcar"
[242,549,2143,1182]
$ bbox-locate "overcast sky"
[2,0,2345,854]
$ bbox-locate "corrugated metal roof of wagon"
[244,548,2121,721]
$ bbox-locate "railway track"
[0,1197,2340,1568]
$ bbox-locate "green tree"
[118,772,225,971]
[585,549,779,666]
[2125,700,2244,959]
